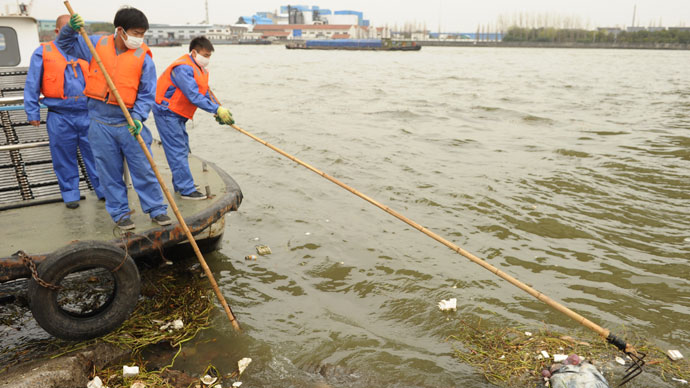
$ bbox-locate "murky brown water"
[3,45,688,387]
[158,45,690,387]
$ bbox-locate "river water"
[149,46,690,387]
[143,46,689,387]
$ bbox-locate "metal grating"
[0,67,95,207]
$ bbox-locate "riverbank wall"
[416,40,690,50]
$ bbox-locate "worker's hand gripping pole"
[63,1,240,333]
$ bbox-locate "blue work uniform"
[57,26,167,222]
[24,41,104,203]
[153,55,219,195]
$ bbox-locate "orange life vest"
[155,54,210,120]
[40,41,88,99]
[83,35,152,108]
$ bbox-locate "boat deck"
[1,141,232,255]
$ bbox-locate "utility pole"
[205,0,210,24]
[631,4,637,28]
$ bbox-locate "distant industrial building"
[144,24,249,45]
[252,24,390,41]
[238,4,370,27]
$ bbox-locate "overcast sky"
[20,0,690,31]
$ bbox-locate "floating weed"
[449,317,689,387]
[1,261,216,385]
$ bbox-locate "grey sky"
[25,0,690,31]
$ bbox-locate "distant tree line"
[502,27,690,44]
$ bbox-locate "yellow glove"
[216,106,234,125]
[69,14,84,31]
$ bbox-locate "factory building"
[253,24,391,41]
[144,24,249,45]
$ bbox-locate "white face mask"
[120,28,143,50]
[192,51,210,69]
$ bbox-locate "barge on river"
[0,15,242,340]
[286,38,421,51]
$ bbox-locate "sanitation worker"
[24,14,104,209]
[57,7,171,230]
[153,36,234,200]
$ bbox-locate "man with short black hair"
[24,14,104,209]
[153,36,234,200]
[57,7,171,230]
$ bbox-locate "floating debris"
[244,255,258,261]
[238,357,252,375]
[172,319,184,330]
[255,245,272,256]
[438,298,457,312]
[123,365,139,378]
[672,377,688,384]
[305,232,311,236]
[87,376,104,388]
[553,354,568,362]
[525,331,533,336]
[130,382,145,388]
[615,356,626,365]
[450,318,690,387]
[540,350,550,359]
[200,374,218,385]
[232,383,243,387]
[252,237,260,241]
[668,349,684,361]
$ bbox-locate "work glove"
[128,119,142,137]
[69,14,84,31]
[216,106,234,125]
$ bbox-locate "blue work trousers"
[88,119,167,222]
[46,110,103,202]
[153,107,196,195]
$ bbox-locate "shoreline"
[415,40,690,50]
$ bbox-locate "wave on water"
[364,109,424,119]
[555,149,592,158]
[522,114,554,124]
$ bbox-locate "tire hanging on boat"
[28,240,140,340]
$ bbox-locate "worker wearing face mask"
[153,36,234,200]
[57,7,171,230]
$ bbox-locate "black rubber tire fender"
[28,240,140,341]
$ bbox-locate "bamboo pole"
[63,1,240,332]
[226,122,640,352]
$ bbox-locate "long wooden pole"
[226,122,639,352]
[64,1,240,332]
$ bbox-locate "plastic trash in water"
[86,376,103,388]
[255,245,272,255]
[233,383,243,387]
[615,356,626,365]
[238,357,252,375]
[131,382,145,388]
[172,319,184,330]
[541,350,550,359]
[122,365,139,378]
[438,298,457,311]
[554,354,568,362]
[245,254,258,260]
[671,377,688,384]
[200,375,218,385]
[668,350,684,361]
[524,331,533,336]
[549,362,609,388]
